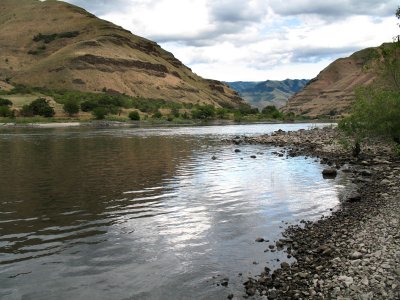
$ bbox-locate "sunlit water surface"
[0,123,346,299]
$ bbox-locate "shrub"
[191,104,215,119]
[29,98,55,117]
[339,87,400,153]
[63,101,79,116]
[0,98,13,106]
[33,31,79,43]
[261,105,283,119]
[0,106,11,117]
[216,108,228,119]
[128,110,140,121]
[81,100,98,112]
[171,107,180,118]
[92,107,107,120]
[20,105,34,117]
[238,104,258,115]
[152,110,162,119]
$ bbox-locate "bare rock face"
[282,45,394,117]
[0,0,244,108]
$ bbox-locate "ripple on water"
[0,123,345,300]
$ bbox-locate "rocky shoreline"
[237,127,400,299]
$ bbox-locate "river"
[0,123,346,299]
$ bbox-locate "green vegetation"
[261,105,283,119]
[63,100,80,116]
[152,110,162,119]
[0,84,327,123]
[0,98,13,106]
[191,104,215,119]
[339,8,400,156]
[128,110,140,121]
[20,98,55,117]
[92,107,107,120]
[0,106,12,117]
[339,87,400,148]
[33,31,80,43]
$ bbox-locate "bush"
[238,104,258,116]
[339,87,400,149]
[92,107,107,120]
[152,110,162,119]
[63,101,80,116]
[81,100,98,112]
[261,105,283,119]
[0,98,13,106]
[20,105,34,117]
[171,107,180,118]
[0,106,11,117]
[29,98,55,117]
[191,104,215,119]
[128,110,140,121]
[216,108,228,119]
[33,31,79,43]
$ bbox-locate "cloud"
[65,0,138,15]
[60,0,400,81]
[208,0,268,23]
[269,0,399,18]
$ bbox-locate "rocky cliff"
[283,45,395,116]
[0,0,243,107]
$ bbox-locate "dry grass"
[0,0,243,108]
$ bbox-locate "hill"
[282,44,397,117]
[226,79,309,110]
[0,0,243,108]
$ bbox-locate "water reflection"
[0,124,345,299]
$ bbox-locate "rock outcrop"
[0,0,244,108]
[282,45,395,117]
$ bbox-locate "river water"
[0,123,346,299]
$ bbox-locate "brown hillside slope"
[282,45,392,116]
[0,0,243,107]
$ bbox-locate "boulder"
[322,168,337,178]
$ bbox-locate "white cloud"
[63,0,399,81]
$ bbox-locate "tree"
[339,87,400,154]
[92,107,107,120]
[191,105,215,119]
[128,110,140,121]
[20,105,34,117]
[152,110,162,119]
[0,106,11,117]
[261,105,283,119]
[63,101,79,116]
[0,98,13,106]
[30,98,55,117]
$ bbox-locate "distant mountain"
[282,44,398,117]
[226,79,309,110]
[0,0,244,108]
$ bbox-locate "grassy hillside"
[283,43,398,117]
[0,0,244,109]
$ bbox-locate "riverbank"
[240,127,400,299]
[0,119,335,129]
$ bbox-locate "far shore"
[0,119,337,129]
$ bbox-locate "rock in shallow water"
[322,168,337,178]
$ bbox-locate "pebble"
[350,251,363,260]
[239,128,400,300]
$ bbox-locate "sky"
[62,0,399,81]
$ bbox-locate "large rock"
[322,168,337,178]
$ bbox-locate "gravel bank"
[239,127,400,299]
